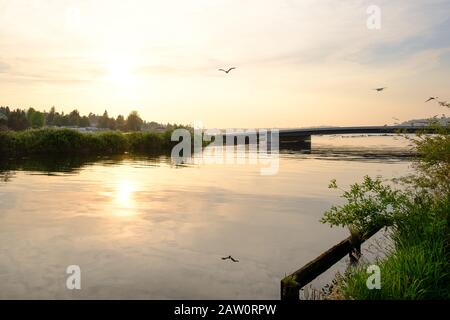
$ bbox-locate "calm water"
[0,135,414,299]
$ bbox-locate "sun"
[107,58,136,88]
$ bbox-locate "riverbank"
[0,128,181,158]
[321,121,450,299]
[333,196,449,299]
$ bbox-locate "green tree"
[60,112,69,126]
[53,112,63,126]
[68,109,81,126]
[27,108,45,128]
[97,110,110,129]
[126,111,143,131]
[116,115,126,131]
[79,116,90,127]
[8,109,29,130]
[46,106,56,126]
[88,112,97,127]
[108,117,116,130]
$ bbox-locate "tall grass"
[338,197,450,299]
[0,128,179,158]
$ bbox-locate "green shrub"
[0,128,175,158]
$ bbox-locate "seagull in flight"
[373,87,387,92]
[438,100,449,107]
[218,67,236,74]
[221,255,239,262]
[425,96,438,102]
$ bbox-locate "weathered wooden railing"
[280,226,382,300]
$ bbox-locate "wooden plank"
[281,226,382,300]
[292,238,353,287]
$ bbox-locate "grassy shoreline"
[327,189,449,299]
[0,128,181,158]
[321,120,450,299]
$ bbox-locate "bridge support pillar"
[280,135,311,150]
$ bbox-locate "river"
[0,135,414,299]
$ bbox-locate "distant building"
[401,117,449,127]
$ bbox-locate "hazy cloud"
[0,61,10,73]
[0,0,449,126]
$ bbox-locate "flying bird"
[373,87,387,92]
[221,255,239,262]
[438,101,449,107]
[218,67,236,74]
[392,117,400,121]
[425,97,438,102]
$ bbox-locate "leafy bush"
[321,176,409,235]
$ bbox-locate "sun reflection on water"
[114,180,137,215]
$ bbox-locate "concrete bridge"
[225,125,433,149]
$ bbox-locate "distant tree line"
[0,106,169,132]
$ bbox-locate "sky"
[0,0,449,128]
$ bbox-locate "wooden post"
[280,226,382,300]
[349,232,362,264]
[281,280,300,301]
